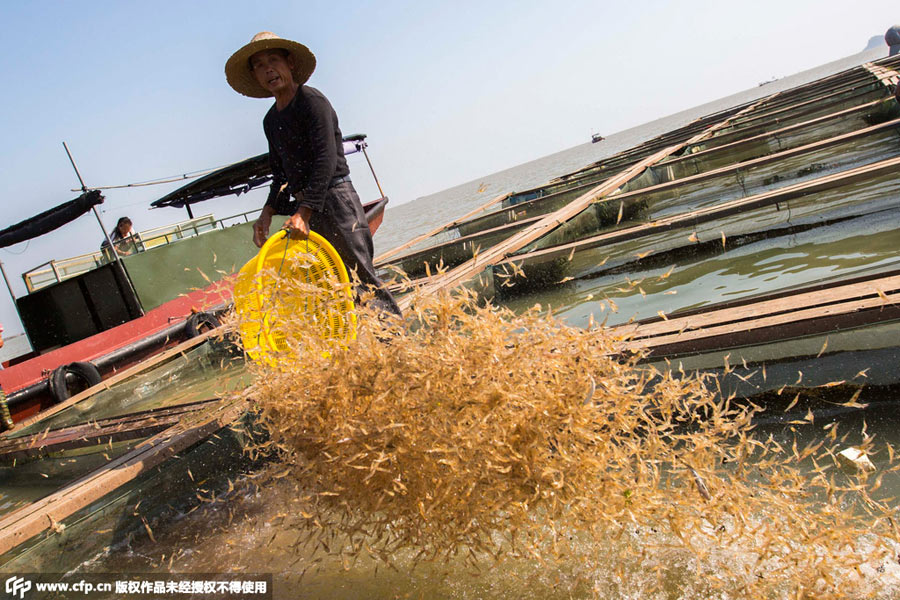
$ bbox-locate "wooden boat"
[0,134,388,427]
[0,133,395,572]
[3,55,900,574]
[0,129,400,571]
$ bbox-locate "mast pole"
[0,258,34,351]
[62,142,122,261]
[0,260,16,306]
[62,142,144,316]
[360,146,386,199]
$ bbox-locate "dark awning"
[150,153,272,210]
[0,190,103,248]
[151,134,369,210]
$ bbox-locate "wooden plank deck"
[0,395,247,557]
[613,273,900,358]
[0,398,221,464]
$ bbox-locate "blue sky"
[0,1,897,335]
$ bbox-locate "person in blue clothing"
[225,32,400,317]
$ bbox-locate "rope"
[67,159,247,192]
[1,241,30,255]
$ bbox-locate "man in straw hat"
[226,32,400,316]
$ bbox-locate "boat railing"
[22,210,263,293]
[214,208,263,228]
[23,252,107,292]
[132,214,218,251]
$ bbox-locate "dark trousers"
[308,182,401,317]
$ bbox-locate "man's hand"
[253,206,275,248]
[285,206,313,240]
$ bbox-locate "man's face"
[250,50,295,95]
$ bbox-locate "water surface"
[7,45,900,599]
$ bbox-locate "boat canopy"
[0,190,103,249]
[151,133,369,211]
[150,153,271,210]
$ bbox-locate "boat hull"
[0,284,229,424]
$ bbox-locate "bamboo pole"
[399,93,779,309]
[3,328,218,435]
[616,286,900,356]
[862,62,900,88]
[0,398,219,462]
[374,191,511,265]
[0,395,246,557]
[496,155,900,271]
[615,273,900,344]
[62,142,144,316]
[360,146,386,200]
[0,260,16,308]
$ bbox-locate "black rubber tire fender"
[48,361,102,404]
[184,311,221,338]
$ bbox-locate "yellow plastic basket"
[234,229,356,362]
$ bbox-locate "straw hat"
[225,32,316,98]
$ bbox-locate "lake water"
[373,46,888,258]
[9,45,900,599]
[374,45,897,348]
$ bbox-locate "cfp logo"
[5,576,31,599]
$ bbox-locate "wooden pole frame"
[399,93,779,309]
[374,191,511,265]
[0,395,246,557]
[496,155,900,271]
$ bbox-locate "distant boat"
[591,133,605,143]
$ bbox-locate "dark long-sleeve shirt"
[263,85,349,214]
